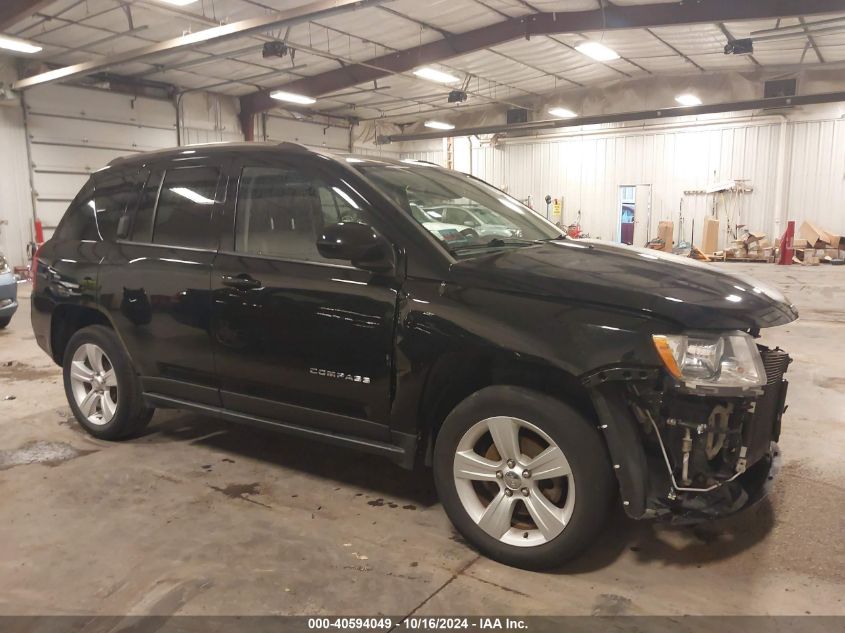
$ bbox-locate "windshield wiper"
[452,237,540,252]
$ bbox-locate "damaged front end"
[588,339,791,523]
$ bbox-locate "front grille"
[760,347,791,385]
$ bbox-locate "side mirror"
[317,222,396,274]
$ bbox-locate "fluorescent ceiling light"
[0,35,42,54]
[270,90,316,105]
[156,0,199,5]
[548,107,577,118]
[413,67,460,84]
[575,40,619,62]
[675,93,702,106]
[424,120,455,130]
[170,187,214,205]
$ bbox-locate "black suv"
[32,142,795,569]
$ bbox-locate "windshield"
[353,161,562,257]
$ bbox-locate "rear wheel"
[433,385,614,570]
[63,325,153,440]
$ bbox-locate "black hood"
[449,239,798,330]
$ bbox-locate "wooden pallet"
[722,257,772,263]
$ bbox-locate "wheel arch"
[417,353,652,519]
[418,351,600,466]
[50,304,116,366]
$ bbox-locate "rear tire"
[63,325,154,440]
[0,316,11,329]
[433,385,614,570]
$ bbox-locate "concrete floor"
[1,263,843,616]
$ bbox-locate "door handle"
[221,274,262,290]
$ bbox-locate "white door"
[633,184,652,247]
[24,85,178,241]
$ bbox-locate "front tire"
[63,325,153,440]
[433,386,614,570]
[0,316,11,329]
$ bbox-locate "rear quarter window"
[92,171,144,240]
[53,181,99,241]
[53,171,143,242]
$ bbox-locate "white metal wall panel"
[787,119,845,234]
[466,121,786,246]
[265,115,350,152]
[0,104,34,268]
[24,85,178,236]
[400,150,447,166]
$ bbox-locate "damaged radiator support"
[630,346,790,498]
[640,405,748,494]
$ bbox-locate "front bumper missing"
[656,441,780,524]
[589,369,788,524]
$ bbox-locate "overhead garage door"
[264,114,350,152]
[24,85,178,240]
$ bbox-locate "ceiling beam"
[0,0,55,31]
[384,90,845,142]
[13,0,382,90]
[240,0,845,118]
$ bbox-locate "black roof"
[105,141,311,170]
[103,141,416,172]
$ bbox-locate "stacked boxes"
[794,221,844,264]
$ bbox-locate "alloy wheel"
[453,416,575,547]
[69,343,119,426]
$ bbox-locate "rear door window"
[152,166,221,249]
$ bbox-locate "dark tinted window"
[153,166,220,249]
[130,170,164,243]
[54,182,99,241]
[235,166,370,262]
[92,172,143,241]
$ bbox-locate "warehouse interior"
[1,0,845,621]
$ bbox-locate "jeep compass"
[31,142,795,570]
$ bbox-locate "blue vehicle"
[0,251,18,329]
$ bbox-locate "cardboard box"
[795,249,819,265]
[656,220,674,252]
[702,217,719,254]
[743,232,766,244]
[799,221,834,248]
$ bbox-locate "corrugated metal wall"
[0,102,34,267]
[787,118,845,235]
[469,121,786,247]
[401,109,845,247]
[398,138,447,166]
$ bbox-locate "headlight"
[652,331,766,390]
